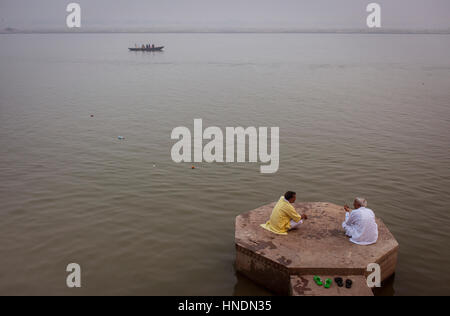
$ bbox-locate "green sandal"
[324,278,332,289]
[313,276,323,286]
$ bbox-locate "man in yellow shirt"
[261,191,308,235]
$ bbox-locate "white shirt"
[342,207,378,245]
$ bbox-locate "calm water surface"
[0,33,449,295]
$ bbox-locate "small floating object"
[128,46,164,52]
[118,136,125,140]
[90,114,94,117]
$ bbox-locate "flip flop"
[324,278,332,289]
[313,276,323,286]
[345,279,353,289]
[334,277,344,287]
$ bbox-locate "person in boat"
[342,197,378,245]
[260,191,308,235]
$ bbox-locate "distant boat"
[129,46,164,52]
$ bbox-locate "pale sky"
[0,0,449,30]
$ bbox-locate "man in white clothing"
[342,197,378,245]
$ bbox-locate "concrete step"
[290,275,374,296]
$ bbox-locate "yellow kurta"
[260,196,302,235]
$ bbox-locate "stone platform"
[235,202,399,296]
[290,275,374,296]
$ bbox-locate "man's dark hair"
[284,191,296,201]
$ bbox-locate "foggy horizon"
[1,0,450,32]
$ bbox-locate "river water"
[0,33,449,295]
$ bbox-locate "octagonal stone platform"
[235,202,399,295]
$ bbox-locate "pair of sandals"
[313,276,353,289]
[313,276,332,289]
[334,277,353,289]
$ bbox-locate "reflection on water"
[0,33,449,295]
[372,274,396,296]
[233,273,272,296]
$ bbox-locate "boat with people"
[129,44,164,52]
